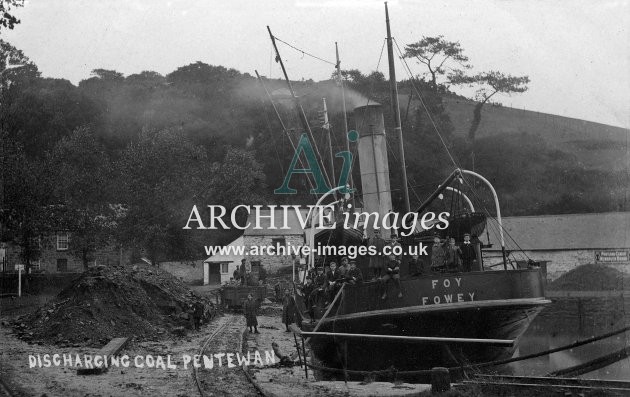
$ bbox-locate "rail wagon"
[220,285,267,310]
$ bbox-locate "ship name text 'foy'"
[421,277,476,306]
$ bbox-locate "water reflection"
[510,295,630,379]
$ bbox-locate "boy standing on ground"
[244,293,259,334]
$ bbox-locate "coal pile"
[12,263,214,346]
[549,263,630,291]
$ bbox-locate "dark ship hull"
[296,268,549,379]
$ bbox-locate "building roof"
[483,212,630,251]
[204,236,244,263]
[243,209,310,236]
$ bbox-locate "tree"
[47,127,116,270]
[449,70,529,169]
[0,39,40,86]
[0,0,24,31]
[0,134,57,279]
[404,36,470,92]
[114,128,266,265]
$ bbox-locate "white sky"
[4,0,629,127]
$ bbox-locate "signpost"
[15,264,24,297]
[595,250,630,264]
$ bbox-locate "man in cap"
[345,260,363,284]
[445,237,462,272]
[460,233,476,272]
[338,256,349,277]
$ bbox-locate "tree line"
[1,28,626,273]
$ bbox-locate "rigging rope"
[272,34,337,66]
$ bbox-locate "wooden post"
[293,333,303,369]
[301,336,308,379]
[431,367,450,393]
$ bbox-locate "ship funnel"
[354,103,392,227]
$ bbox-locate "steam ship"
[265,3,550,381]
[294,104,549,380]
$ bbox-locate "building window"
[271,237,286,247]
[57,258,68,272]
[57,233,69,251]
[220,263,228,274]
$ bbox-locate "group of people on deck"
[282,229,481,325]
[366,229,403,299]
[427,232,477,273]
[299,256,364,321]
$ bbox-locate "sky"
[3,0,629,128]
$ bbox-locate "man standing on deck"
[367,229,386,280]
[338,256,349,277]
[460,233,476,272]
[430,236,446,272]
[445,237,462,272]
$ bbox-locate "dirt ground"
[1,299,430,397]
[0,315,226,396]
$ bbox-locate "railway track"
[192,313,267,397]
[464,374,630,396]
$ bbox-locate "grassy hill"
[385,91,629,215]
[442,97,629,172]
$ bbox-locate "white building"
[203,209,308,285]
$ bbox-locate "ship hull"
[296,269,549,380]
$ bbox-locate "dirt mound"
[548,263,630,291]
[12,263,214,346]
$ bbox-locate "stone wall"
[243,235,305,274]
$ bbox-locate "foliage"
[0,39,625,271]
[0,133,56,272]
[113,128,266,264]
[403,35,470,91]
[46,127,117,269]
[0,0,23,31]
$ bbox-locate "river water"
[510,295,630,379]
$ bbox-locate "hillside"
[2,61,628,264]
[442,97,629,172]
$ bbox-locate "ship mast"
[335,42,356,207]
[385,2,411,213]
[267,26,333,190]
